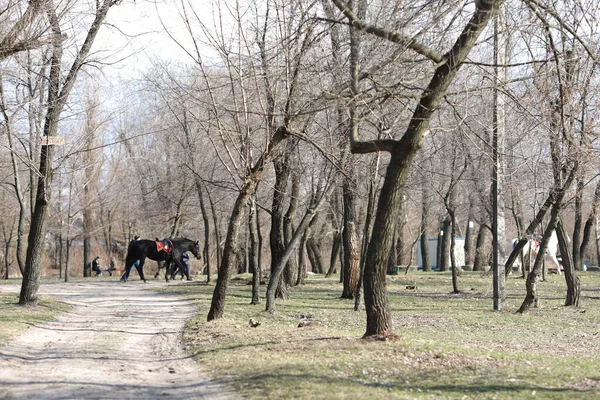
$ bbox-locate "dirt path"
[0,280,239,399]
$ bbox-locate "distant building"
[417,238,465,269]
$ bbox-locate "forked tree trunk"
[207,127,289,321]
[517,220,557,313]
[266,183,336,311]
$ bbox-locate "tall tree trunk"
[439,216,451,272]
[473,223,488,272]
[450,212,460,293]
[249,195,261,305]
[270,150,290,299]
[195,178,212,281]
[326,230,341,278]
[397,194,409,265]
[464,218,474,268]
[295,230,309,286]
[283,173,300,286]
[0,81,26,275]
[420,184,431,272]
[341,179,360,298]
[572,176,584,270]
[355,175,377,311]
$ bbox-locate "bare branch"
[329,0,444,64]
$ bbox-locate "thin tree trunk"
[517,219,558,313]
[341,179,360,298]
[420,184,431,272]
[572,176,584,270]
[557,220,579,306]
[439,216,451,272]
[195,178,211,281]
[326,230,341,277]
[473,223,488,272]
[450,212,460,293]
[283,173,300,286]
[295,230,309,286]
[249,195,261,305]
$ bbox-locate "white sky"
[97,0,199,77]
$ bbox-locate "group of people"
[91,256,117,277]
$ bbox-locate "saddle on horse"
[156,238,173,253]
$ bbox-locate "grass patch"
[0,280,71,346]
[171,271,600,399]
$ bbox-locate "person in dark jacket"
[171,251,192,281]
[92,256,102,276]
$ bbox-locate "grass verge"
[168,271,600,399]
[0,279,71,346]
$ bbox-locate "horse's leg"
[120,260,134,282]
[154,260,162,280]
[164,260,171,282]
[136,258,147,282]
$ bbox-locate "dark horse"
[119,237,201,282]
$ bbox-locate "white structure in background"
[417,237,466,269]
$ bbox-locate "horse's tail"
[125,243,137,268]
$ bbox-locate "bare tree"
[20,0,122,305]
[332,0,501,337]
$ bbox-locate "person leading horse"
[120,236,201,282]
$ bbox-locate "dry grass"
[170,271,600,399]
[0,279,71,346]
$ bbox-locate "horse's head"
[190,240,201,260]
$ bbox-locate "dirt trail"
[0,280,239,399]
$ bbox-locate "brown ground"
[0,280,239,399]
